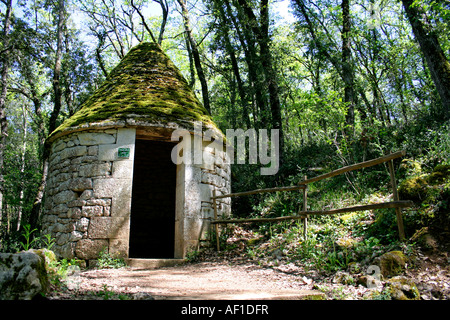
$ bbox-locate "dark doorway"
[129,139,176,258]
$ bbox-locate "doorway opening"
[129,139,177,258]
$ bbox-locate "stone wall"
[176,141,231,256]
[42,127,231,261]
[42,128,136,260]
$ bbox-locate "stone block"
[67,207,82,219]
[98,144,135,162]
[112,160,133,179]
[70,155,98,164]
[93,178,115,198]
[374,251,408,278]
[78,132,116,145]
[78,163,111,177]
[52,141,67,153]
[98,144,118,161]
[69,231,84,242]
[87,146,98,156]
[88,216,129,239]
[109,238,129,258]
[82,205,103,217]
[53,190,78,205]
[55,173,71,183]
[70,178,93,192]
[80,190,94,200]
[67,199,86,208]
[199,183,213,201]
[75,239,109,260]
[201,206,213,219]
[85,198,111,206]
[76,217,90,232]
[56,232,70,246]
[93,178,132,217]
[60,146,87,160]
[117,128,136,145]
[55,243,75,259]
[49,204,69,216]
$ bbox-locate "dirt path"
[50,260,325,300]
[47,248,450,300]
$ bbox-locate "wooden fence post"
[303,176,308,239]
[388,159,406,241]
[213,189,220,251]
[299,175,308,239]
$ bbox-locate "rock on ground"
[0,250,49,300]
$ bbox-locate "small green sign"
[118,147,130,158]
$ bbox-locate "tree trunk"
[93,30,109,78]
[48,0,65,134]
[259,0,283,136]
[0,0,13,226]
[341,0,355,132]
[17,104,28,231]
[155,0,168,45]
[213,0,251,128]
[184,31,196,88]
[402,0,450,120]
[237,0,284,155]
[29,0,66,230]
[177,0,211,114]
[294,0,358,133]
[227,0,266,128]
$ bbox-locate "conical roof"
[48,42,217,142]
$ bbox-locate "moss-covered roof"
[49,42,218,141]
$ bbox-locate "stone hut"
[41,42,231,262]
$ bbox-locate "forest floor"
[47,240,450,300]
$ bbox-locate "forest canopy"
[0,0,449,245]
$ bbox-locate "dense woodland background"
[0,0,449,254]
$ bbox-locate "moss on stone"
[386,276,420,300]
[398,175,430,202]
[428,164,450,184]
[398,164,450,203]
[375,251,407,278]
[49,42,217,140]
[30,249,58,274]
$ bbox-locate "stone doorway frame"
[128,139,177,259]
[134,126,220,260]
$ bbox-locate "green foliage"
[18,224,56,252]
[20,224,39,251]
[93,284,130,300]
[185,249,200,262]
[96,248,127,269]
[41,234,56,250]
[43,256,84,291]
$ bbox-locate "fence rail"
[212,184,306,200]
[210,150,410,250]
[211,200,413,224]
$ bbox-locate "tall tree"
[177,0,211,113]
[402,0,450,120]
[226,0,268,128]
[210,0,251,128]
[236,0,284,153]
[0,0,13,226]
[293,0,357,133]
[341,0,355,131]
[48,0,65,134]
[154,0,169,45]
[29,0,68,230]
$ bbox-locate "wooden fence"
[210,150,412,250]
